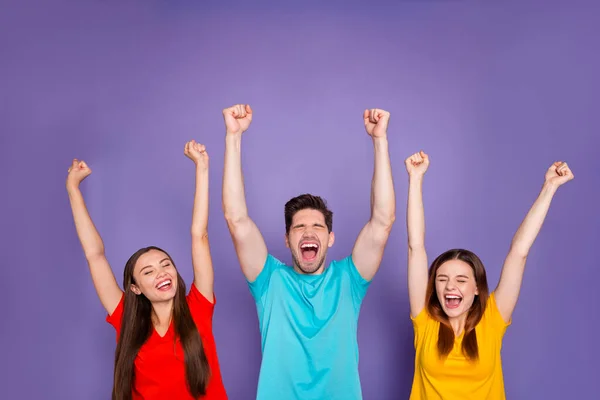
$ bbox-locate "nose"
[445,280,456,290]
[156,272,169,281]
[302,230,316,239]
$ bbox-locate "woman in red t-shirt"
[66,140,227,400]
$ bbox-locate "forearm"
[67,186,105,258]
[370,136,395,228]
[407,175,425,249]
[222,134,250,225]
[191,165,209,237]
[509,182,558,257]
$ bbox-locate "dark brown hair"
[112,246,210,400]
[425,248,489,361]
[284,194,333,234]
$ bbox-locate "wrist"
[66,183,81,193]
[409,174,424,182]
[195,163,209,172]
[225,131,243,139]
[372,134,388,144]
[541,181,559,195]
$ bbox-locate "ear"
[130,284,142,295]
[327,231,335,248]
[285,233,290,248]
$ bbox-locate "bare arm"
[352,109,396,281]
[405,151,430,317]
[495,161,574,322]
[66,159,122,315]
[185,141,214,301]
[221,104,268,282]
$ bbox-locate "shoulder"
[479,292,511,333]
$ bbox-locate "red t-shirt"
[107,284,228,399]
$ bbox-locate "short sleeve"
[247,254,281,303]
[187,283,215,332]
[106,293,125,340]
[345,255,372,305]
[410,308,432,348]
[485,292,511,336]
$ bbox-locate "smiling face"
[434,258,480,319]
[285,208,335,274]
[130,249,178,303]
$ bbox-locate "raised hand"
[66,159,91,190]
[363,108,390,138]
[545,161,574,188]
[405,151,429,177]
[223,104,253,135]
[184,140,209,170]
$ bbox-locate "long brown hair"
[425,249,489,361]
[112,246,210,400]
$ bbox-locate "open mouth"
[299,242,319,262]
[444,294,462,309]
[156,279,173,292]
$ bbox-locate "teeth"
[157,280,171,289]
[301,244,318,249]
[446,295,461,299]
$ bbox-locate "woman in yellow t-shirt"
[404,151,574,400]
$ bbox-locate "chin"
[441,302,474,319]
[299,264,320,274]
[154,288,177,301]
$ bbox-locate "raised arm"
[66,159,122,315]
[352,109,396,281]
[405,151,430,317]
[184,140,215,301]
[221,104,268,282]
[495,161,574,322]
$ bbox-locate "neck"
[151,299,174,327]
[448,313,467,336]
[293,264,325,275]
[293,255,327,275]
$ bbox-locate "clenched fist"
[545,161,574,188]
[405,151,429,177]
[364,108,390,138]
[66,159,91,190]
[184,140,209,171]
[223,104,253,135]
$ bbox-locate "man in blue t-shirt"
[221,103,396,400]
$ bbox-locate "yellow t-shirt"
[409,293,511,400]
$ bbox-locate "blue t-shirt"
[248,254,371,400]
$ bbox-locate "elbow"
[508,244,529,260]
[85,250,106,263]
[224,212,243,227]
[224,213,249,234]
[408,242,426,253]
[373,210,396,232]
[191,230,209,241]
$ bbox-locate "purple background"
[2,1,599,399]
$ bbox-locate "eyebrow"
[436,274,470,279]
[293,223,325,228]
[140,258,170,273]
